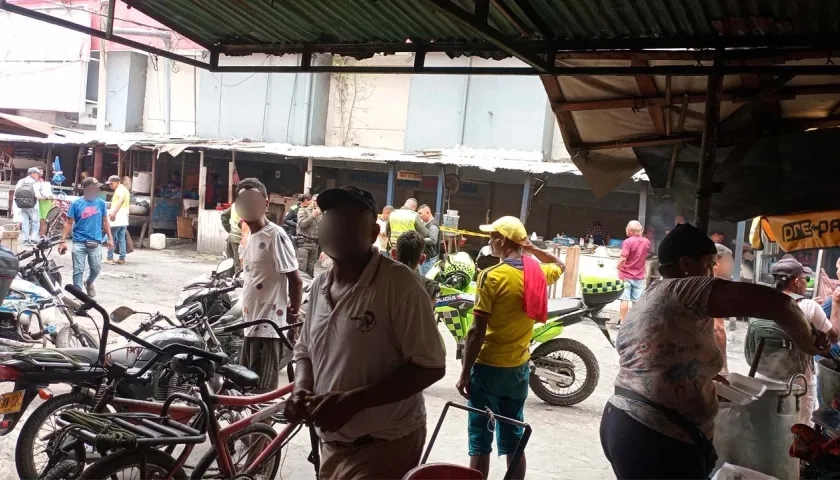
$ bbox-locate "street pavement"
[0,246,753,479]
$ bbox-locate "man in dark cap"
[286,186,445,480]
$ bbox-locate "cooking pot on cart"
[714,334,809,480]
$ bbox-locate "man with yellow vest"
[386,198,428,250]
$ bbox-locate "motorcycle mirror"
[215,258,235,275]
[110,306,135,323]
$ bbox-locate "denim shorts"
[467,362,529,456]
[620,278,646,302]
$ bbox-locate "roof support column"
[693,50,724,234]
[435,166,445,223]
[638,182,647,226]
[733,221,746,282]
[520,174,532,225]
[386,164,395,207]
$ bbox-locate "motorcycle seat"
[547,298,585,317]
[216,364,260,388]
[217,301,242,326]
[60,347,101,365]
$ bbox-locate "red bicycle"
[41,297,318,479]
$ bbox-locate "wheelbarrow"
[403,402,532,480]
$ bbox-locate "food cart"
[713,211,840,479]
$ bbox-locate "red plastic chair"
[402,463,483,480]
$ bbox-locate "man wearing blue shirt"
[58,177,113,297]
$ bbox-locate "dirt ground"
[0,246,753,480]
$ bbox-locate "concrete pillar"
[519,174,532,224]
[304,158,313,194]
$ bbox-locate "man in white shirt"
[771,257,840,425]
[235,178,302,392]
[374,205,393,253]
[105,176,131,264]
[286,186,445,480]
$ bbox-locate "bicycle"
[41,289,318,479]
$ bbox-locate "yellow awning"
[750,211,840,252]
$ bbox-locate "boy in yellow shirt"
[456,216,564,480]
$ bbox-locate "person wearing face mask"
[456,216,564,480]
[284,185,445,480]
[601,223,827,479]
[57,177,113,297]
[235,178,303,392]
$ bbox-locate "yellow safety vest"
[388,208,418,246]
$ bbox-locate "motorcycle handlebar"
[64,284,109,322]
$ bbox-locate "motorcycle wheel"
[16,392,97,480]
[529,338,599,407]
[55,325,99,349]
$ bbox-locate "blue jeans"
[72,242,102,289]
[107,226,127,260]
[419,256,438,277]
[19,207,39,244]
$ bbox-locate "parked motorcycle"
[4,282,242,479]
[0,235,98,350]
[428,254,617,406]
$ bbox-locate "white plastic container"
[149,233,166,250]
[132,171,152,194]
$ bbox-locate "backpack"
[744,294,811,380]
[14,181,37,209]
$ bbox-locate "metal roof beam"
[553,83,840,112]
[0,1,209,70]
[420,0,552,72]
[514,0,554,40]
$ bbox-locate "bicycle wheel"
[16,392,97,480]
[190,423,282,480]
[80,449,187,480]
[38,459,80,480]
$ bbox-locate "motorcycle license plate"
[0,390,24,414]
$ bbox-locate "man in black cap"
[286,186,445,480]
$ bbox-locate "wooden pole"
[44,145,53,178]
[228,151,236,203]
[73,147,83,195]
[304,157,313,194]
[561,245,581,297]
[694,49,725,234]
[198,150,206,211]
[117,150,124,179]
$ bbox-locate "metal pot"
[817,358,840,407]
[714,374,806,480]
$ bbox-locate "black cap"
[658,223,718,266]
[316,186,377,215]
[770,257,813,278]
[81,177,101,189]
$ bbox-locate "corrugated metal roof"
[0,131,650,180]
[124,0,840,56]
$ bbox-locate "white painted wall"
[143,52,201,136]
[0,7,91,115]
[325,54,412,149]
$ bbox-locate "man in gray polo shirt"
[287,185,446,480]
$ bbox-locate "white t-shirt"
[375,217,388,250]
[293,254,446,442]
[799,297,832,334]
[240,222,299,338]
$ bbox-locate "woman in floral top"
[600,223,824,479]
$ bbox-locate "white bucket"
[132,171,152,194]
[149,233,166,250]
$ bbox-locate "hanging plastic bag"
[51,156,65,185]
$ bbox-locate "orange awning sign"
[751,211,840,252]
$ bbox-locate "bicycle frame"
[207,382,296,476]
